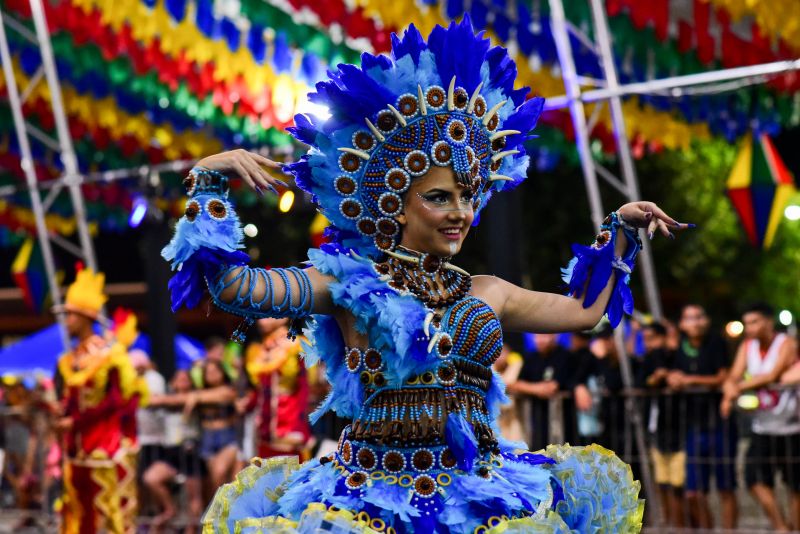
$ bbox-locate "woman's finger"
[646,203,679,227]
[240,156,271,190]
[647,219,658,239]
[232,160,257,191]
[249,152,281,169]
[656,218,672,239]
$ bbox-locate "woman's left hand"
[617,201,693,239]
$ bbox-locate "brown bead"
[377,112,397,132]
[383,451,404,472]
[354,131,374,150]
[357,448,376,470]
[454,88,468,108]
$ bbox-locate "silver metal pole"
[28,0,97,272]
[614,326,660,527]
[548,0,606,229]
[588,0,663,320]
[0,10,68,349]
[544,58,800,110]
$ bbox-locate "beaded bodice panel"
[342,294,503,450]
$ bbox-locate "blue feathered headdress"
[285,17,544,258]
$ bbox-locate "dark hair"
[202,359,232,386]
[595,325,614,339]
[741,301,774,319]
[204,336,226,351]
[681,303,707,316]
[643,322,667,337]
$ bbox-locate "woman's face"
[203,361,225,387]
[396,166,475,257]
[171,370,192,393]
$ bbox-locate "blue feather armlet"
[561,212,641,327]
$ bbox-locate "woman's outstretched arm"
[475,201,690,333]
[162,150,336,323]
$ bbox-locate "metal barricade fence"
[0,402,347,532]
[1,389,799,532]
[513,384,800,532]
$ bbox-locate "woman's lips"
[439,228,461,240]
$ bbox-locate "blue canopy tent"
[0,324,204,379]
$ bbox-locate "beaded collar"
[375,246,471,308]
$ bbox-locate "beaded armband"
[561,211,642,327]
[208,266,315,343]
[162,166,313,343]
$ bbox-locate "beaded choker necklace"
[375,246,471,308]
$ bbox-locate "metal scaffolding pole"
[548,0,662,523]
[0,1,99,345]
[588,0,662,319]
[0,9,68,348]
[548,0,606,230]
[28,0,97,272]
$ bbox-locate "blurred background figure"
[508,333,574,451]
[145,369,204,534]
[639,321,686,528]
[723,303,800,531]
[671,303,737,530]
[492,343,526,443]
[245,318,313,460]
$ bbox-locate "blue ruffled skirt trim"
[201,444,643,534]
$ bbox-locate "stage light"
[725,320,744,337]
[296,97,331,120]
[779,310,793,326]
[243,223,258,238]
[279,190,295,213]
[129,196,148,228]
[785,205,800,221]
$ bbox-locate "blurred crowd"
[501,301,800,531]
[1,302,800,531]
[0,317,331,532]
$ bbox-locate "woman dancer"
[163,17,687,533]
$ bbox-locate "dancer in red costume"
[53,268,143,534]
[245,318,313,460]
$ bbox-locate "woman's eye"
[424,194,448,204]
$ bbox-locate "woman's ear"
[395,212,407,226]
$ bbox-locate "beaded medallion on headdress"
[286,17,544,258]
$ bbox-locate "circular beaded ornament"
[404,150,430,177]
[376,110,398,133]
[396,94,419,117]
[414,475,437,498]
[412,449,434,472]
[184,200,200,222]
[335,176,358,196]
[346,348,362,373]
[431,141,452,166]
[356,447,377,470]
[364,349,382,370]
[353,131,376,151]
[356,218,378,236]
[340,199,363,220]
[345,471,369,490]
[206,199,228,221]
[339,153,361,173]
[384,168,411,193]
[453,87,469,110]
[425,86,446,109]
[382,451,405,473]
[341,441,353,464]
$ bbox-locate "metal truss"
[547,0,800,524]
[0,0,97,348]
[547,0,800,322]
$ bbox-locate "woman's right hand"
[196,149,288,195]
